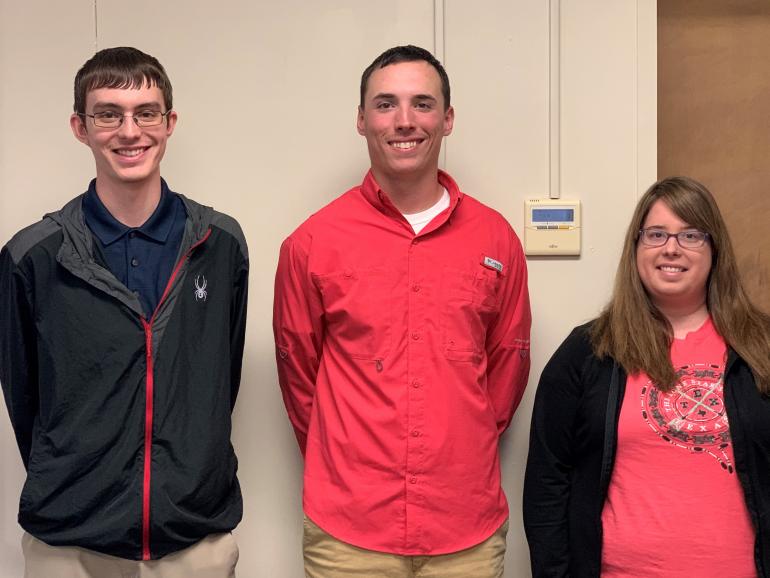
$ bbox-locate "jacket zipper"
[139,228,211,561]
[140,319,154,561]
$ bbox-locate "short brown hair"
[360,45,450,110]
[73,47,172,115]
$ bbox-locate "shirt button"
[411,333,420,341]
[128,231,136,239]
[412,284,421,292]
[409,476,417,484]
[412,379,421,388]
[411,430,420,437]
[131,257,139,267]
[343,269,353,278]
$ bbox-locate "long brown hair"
[591,176,770,393]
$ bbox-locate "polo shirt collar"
[83,178,177,246]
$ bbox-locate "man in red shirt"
[273,45,531,576]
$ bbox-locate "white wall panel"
[0,1,95,233]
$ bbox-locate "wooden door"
[659,0,770,312]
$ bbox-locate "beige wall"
[0,1,656,576]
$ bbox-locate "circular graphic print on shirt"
[640,363,733,474]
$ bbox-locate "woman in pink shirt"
[524,176,770,578]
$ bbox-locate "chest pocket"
[441,263,502,362]
[314,267,392,360]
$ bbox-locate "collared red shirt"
[273,170,531,555]
[83,179,187,316]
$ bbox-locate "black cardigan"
[523,322,770,577]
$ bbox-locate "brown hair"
[591,176,770,392]
[360,45,450,110]
[73,47,172,115]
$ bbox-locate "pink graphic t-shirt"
[601,318,756,577]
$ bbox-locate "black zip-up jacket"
[523,322,770,577]
[0,191,249,560]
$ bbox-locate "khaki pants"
[22,532,239,578]
[303,516,508,578]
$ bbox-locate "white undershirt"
[402,188,450,234]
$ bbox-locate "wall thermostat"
[524,199,581,256]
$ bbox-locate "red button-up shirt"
[273,170,531,555]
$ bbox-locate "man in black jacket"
[0,47,248,577]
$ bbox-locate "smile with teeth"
[114,147,149,158]
[659,265,685,272]
[390,140,421,150]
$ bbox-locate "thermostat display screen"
[532,208,574,223]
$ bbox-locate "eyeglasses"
[638,228,710,249]
[79,110,171,129]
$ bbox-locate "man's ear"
[70,113,90,145]
[443,105,455,136]
[165,110,178,137]
[356,106,365,136]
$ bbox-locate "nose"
[395,106,415,131]
[116,114,141,138]
[662,234,681,254]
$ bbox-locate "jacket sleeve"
[0,246,39,469]
[273,234,324,456]
[228,250,249,411]
[522,326,589,578]
[484,227,531,435]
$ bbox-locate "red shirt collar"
[360,169,464,217]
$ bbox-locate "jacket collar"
[43,182,215,317]
[46,183,213,258]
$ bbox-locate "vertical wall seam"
[435,0,447,170]
[93,0,98,51]
[434,0,445,61]
[548,0,561,199]
[635,0,640,199]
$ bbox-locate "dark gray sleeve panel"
[5,218,61,264]
[210,212,249,262]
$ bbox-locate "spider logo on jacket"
[194,275,208,302]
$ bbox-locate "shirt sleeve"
[273,233,324,456]
[522,327,587,578]
[0,246,39,469]
[484,227,531,435]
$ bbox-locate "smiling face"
[357,60,454,186]
[70,84,177,192]
[636,199,713,313]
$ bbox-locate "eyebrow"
[370,93,438,102]
[91,101,163,110]
[645,224,697,230]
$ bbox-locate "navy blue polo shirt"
[83,179,187,317]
